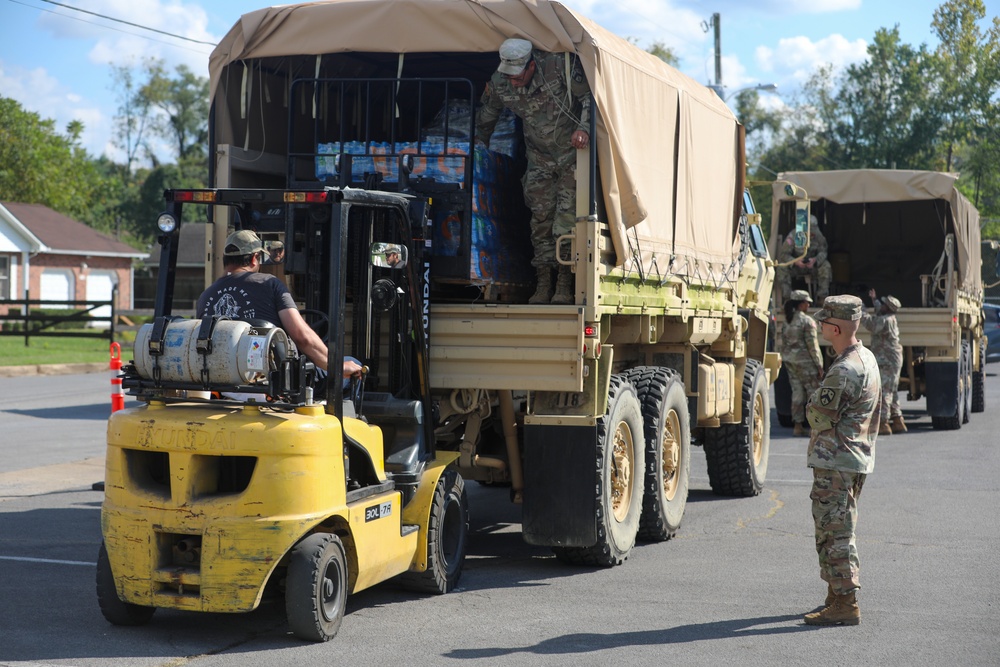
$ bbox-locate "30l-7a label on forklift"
[365,501,393,522]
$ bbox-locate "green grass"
[0,333,135,366]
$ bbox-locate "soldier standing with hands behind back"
[781,290,825,437]
[475,37,591,305]
[804,295,881,626]
[862,289,906,434]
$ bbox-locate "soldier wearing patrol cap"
[780,289,824,436]
[863,289,905,434]
[803,294,881,626]
[475,37,592,305]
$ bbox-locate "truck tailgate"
[429,304,585,392]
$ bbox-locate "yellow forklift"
[97,187,468,641]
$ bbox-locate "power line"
[32,0,217,46]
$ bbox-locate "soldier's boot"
[793,423,806,437]
[804,590,860,626]
[528,267,554,304]
[878,422,893,436]
[809,584,837,614]
[890,415,908,433]
[550,266,574,305]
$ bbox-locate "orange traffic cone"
[110,342,124,413]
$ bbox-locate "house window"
[0,256,9,299]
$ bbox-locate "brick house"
[0,202,145,318]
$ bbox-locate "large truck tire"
[962,341,972,424]
[930,343,969,430]
[285,532,349,642]
[703,359,770,497]
[622,366,690,542]
[96,542,156,627]
[399,470,469,594]
[553,375,644,567]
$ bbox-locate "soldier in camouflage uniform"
[776,217,832,302]
[803,295,881,626]
[476,38,591,305]
[862,289,906,434]
[781,290,825,437]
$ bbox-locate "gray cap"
[497,38,533,75]
[224,229,268,257]
[814,295,863,322]
[269,240,284,251]
[882,295,901,313]
[788,289,812,303]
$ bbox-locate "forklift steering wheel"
[300,309,330,341]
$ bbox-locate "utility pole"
[713,12,722,88]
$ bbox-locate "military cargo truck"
[770,169,986,430]
[100,5,783,640]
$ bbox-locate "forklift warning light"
[173,190,217,203]
[285,192,330,203]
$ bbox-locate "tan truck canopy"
[772,169,982,297]
[209,0,744,272]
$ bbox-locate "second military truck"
[770,169,986,429]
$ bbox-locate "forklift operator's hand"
[343,359,364,379]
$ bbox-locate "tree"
[141,61,210,163]
[826,27,942,169]
[0,97,118,231]
[647,41,679,67]
[110,61,155,180]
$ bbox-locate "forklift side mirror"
[371,242,407,269]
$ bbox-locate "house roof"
[144,222,211,268]
[1,202,145,258]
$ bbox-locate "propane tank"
[133,319,295,385]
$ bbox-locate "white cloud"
[780,0,862,12]
[756,34,869,84]
[37,0,217,76]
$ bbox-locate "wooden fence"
[0,286,117,345]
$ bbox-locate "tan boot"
[804,590,860,626]
[550,265,574,305]
[878,421,892,436]
[528,267,554,304]
[808,584,836,614]
[793,423,806,437]
[890,415,907,433]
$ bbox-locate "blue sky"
[1,0,988,162]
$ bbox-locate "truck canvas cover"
[209,0,744,275]
[771,169,982,298]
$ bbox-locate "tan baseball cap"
[224,229,268,257]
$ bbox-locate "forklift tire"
[399,470,469,594]
[285,532,349,642]
[553,375,644,566]
[96,542,156,627]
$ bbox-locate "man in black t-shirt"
[197,229,362,384]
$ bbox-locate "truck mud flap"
[925,360,959,417]
[522,423,597,547]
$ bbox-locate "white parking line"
[0,555,94,567]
